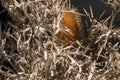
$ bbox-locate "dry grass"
[0,0,120,80]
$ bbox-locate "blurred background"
[71,0,120,20]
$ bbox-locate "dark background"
[70,0,120,20]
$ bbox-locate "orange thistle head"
[55,9,83,46]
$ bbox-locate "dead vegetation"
[0,0,120,80]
